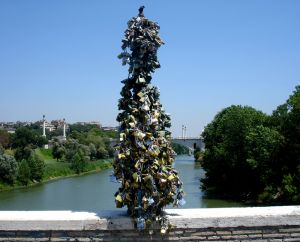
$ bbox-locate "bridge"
[109,136,204,153]
[0,206,300,241]
[109,137,205,154]
[171,137,205,154]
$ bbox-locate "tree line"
[52,124,115,173]
[201,85,300,204]
[0,124,117,187]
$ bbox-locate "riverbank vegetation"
[0,124,116,191]
[201,85,300,205]
[171,143,190,155]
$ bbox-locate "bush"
[0,154,18,184]
[18,160,31,185]
[27,153,45,182]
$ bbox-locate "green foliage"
[84,159,112,172]
[35,148,53,160]
[65,139,90,173]
[68,123,99,135]
[18,160,31,185]
[64,138,79,161]
[96,145,109,159]
[245,125,283,185]
[194,148,204,161]
[43,162,73,179]
[52,141,65,161]
[201,86,300,204]
[201,105,268,198]
[171,143,189,155]
[0,130,11,148]
[0,153,18,184]
[15,146,33,162]
[27,153,45,181]
[66,126,114,160]
[11,127,47,149]
[89,143,97,160]
[15,147,45,182]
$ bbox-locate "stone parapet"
[0,206,300,241]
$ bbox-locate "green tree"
[194,147,204,161]
[11,127,46,149]
[27,153,44,181]
[65,139,90,173]
[97,145,109,159]
[0,153,18,184]
[0,130,11,148]
[65,139,80,161]
[172,143,190,155]
[52,141,65,161]
[70,145,90,174]
[0,144,4,155]
[245,125,284,197]
[17,160,31,185]
[89,143,97,160]
[269,85,300,202]
[201,105,268,198]
[15,146,33,162]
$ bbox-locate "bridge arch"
[171,137,204,154]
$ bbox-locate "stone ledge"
[0,206,299,231]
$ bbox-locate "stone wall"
[0,206,300,241]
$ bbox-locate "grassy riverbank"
[0,158,113,192]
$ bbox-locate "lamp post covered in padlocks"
[113,6,185,232]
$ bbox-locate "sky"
[0,1,299,137]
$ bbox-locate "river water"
[0,155,242,211]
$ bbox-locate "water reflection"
[0,155,243,211]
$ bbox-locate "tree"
[113,7,184,231]
[17,160,31,185]
[52,141,65,161]
[0,144,4,155]
[65,139,80,161]
[0,130,11,148]
[201,105,268,198]
[65,139,90,173]
[269,85,300,202]
[172,143,190,155]
[245,125,284,198]
[11,127,46,149]
[96,145,109,159]
[15,146,33,162]
[89,143,97,160]
[194,147,204,161]
[27,153,44,182]
[70,145,90,174]
[0,153,18,184]
[14,147,45,182]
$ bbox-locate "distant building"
[75,121,102,128]
[40,121,55,132]
[39,119,68,132]
[102,126,118,131]
[7,128,16,134]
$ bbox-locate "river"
[0,155,242,211]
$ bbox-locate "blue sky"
[0,1,299,137]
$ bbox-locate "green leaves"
[0,154,17,184]
[202,86,300,204]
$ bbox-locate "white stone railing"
[0,206,300,241]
